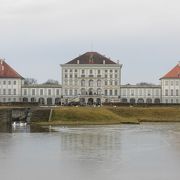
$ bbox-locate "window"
[171,89,173,96]
[115,90,118,96]
[75,69,77,73]
[110,90,112,96]
[75,74,77,78]
[56,89,60,96]
[81,80,85,87]
[65,89,68,96]
[74,80,78,86]
[89,80,93,87]
[110,81,113,86]
[8,81,11,85]
[24,89,27,96]
[165,89,168,96]
[14,89,16,95]
[69,90,72,96]
[115,74,118,78]
[105,74,108,78]
[74,90,77,96]
[110,74,113,78]
[105,70,108,73]
[110,70,113,73]
[65,74,68,78]
[3,89,6,95]
[165,81,168,86]
[156,89,159,96]
[82,69,85,74]
[139,89,142,96]
[64,80,68,85]
[48,89,51,96]
[131,90,134,96]
[105,90,108,96]
[8,89,11,95]
[14,81,16,85]
[98,70,101,74]
[105,81,108,86]
[171,81,174,86]
[115,81,118,86]
[115,70,118,73]
[65,69,67,72]
[176,89,179,96]
[70,74,72,78]
[3,81,6,85]
[171,99,173,103]
[176,81,179,86]
[70,69,72,72]
[40,89,43,96]
[32,89,35,96]
[69,80,73,85]
[90,69,93,74]
[97,80,101,87]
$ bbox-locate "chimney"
[77,60,79,64]
[103,60,105,64]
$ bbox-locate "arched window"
[146,98,152,104]
[154,98,160,104]
[130,98,136,104]
[137,98,144,104]
[97,80,101,87]
[97,88,102,95]
[122,98,128,103]
[89,88,93,95]
[89,80,93,87]
[81,88,86,95]
[81,79,85,87]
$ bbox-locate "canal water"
[0,123,180,180]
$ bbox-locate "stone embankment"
[0,107,51,126]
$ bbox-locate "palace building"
[0,52,180,105]
[61,52,122,105]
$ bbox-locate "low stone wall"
[0,102,39,107]
[0,109,12,124]
[103,102,180,107]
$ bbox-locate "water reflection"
[0,123,51,133]
[0,123,180,180]
[58,126,122,161]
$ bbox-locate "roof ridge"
[0,60,23,79]
[66,51,117,64]
[160,63,180,79]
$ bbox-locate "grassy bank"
[34,106,180,125]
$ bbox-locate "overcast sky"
[0,0,180,84]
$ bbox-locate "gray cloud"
[0,0,180,83]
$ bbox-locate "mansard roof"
[0,59,23,79]
[66,52,117,64]
[161,63,180,79]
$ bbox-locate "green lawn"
[34,106,180,125]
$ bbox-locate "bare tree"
[24,78,37,85]
[43,79,59,85]
[136,82,155,86]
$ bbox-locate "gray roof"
[22,84,62,88]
